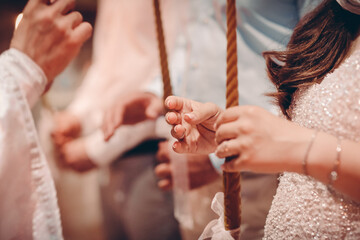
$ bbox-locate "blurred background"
[0,1,106,240]
[0,0,97,107]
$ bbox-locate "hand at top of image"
[10,0,92,91]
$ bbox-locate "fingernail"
[185,113,194,120]
[174,125,179,133]
[166,99,171,107]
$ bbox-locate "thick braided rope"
[153,0,173,102]
[224,0,241,237]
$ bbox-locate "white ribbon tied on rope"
[199,192,240,240]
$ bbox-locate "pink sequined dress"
[264,49,360,239]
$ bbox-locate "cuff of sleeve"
[4,48,47,108]
[209,153,225,174]
[85,120,157,166]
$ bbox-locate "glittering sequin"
[264,50,360,239]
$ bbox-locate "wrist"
[307,131,338,184]
[277,126,314,174]
[4,48,47,107]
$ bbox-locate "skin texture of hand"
[10,0,93,90]
[155,141,220,191]
[52,111,82,147]
[215,105,313,174]
[102,91,163,141]
[214,105,360,202]
[57,138,97,172]
[165,96,222,155]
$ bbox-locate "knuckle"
[56,22,68,35]
[24,1,44,17]
[66,37,80,48]
[67,35,84,49]
[239,140,250,151]
[244,106,256,115]
[239,121,254,134]
[239,153,250,166]
[235,124,242,135]
[241,106,261,117]
[37,14,53,28]
[39,8,57,22]
[189,135,199,149]
[73,11,83,22]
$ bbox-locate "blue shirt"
[148,0,320,112]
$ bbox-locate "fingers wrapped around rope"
[215,120,240,144]
[215,106,241,129]
[216,139,242,159]
[215,111,253,172]
[216,136,254,172]
[215,139,244,172]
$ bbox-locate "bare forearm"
[215,106,360,202]
[306,132,360,202]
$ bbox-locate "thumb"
[102,106,124,141]
[184,102,220,125]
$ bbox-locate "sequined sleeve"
[264,50,360,239]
